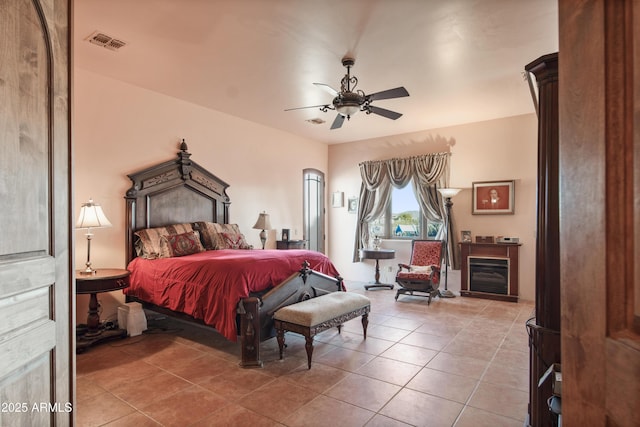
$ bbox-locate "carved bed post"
[177,139,192,181]
[238,297,263,368]
[124,188,138,265]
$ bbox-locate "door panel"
[1,356,52,426]
[0,0,71,425]
[559,1,640,426]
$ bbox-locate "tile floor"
[76,280,534,426]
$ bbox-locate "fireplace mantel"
[459,242,520,302]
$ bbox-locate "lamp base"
[439,289,457,298]
[79,269,97,275]
[259,229,267,250]
[80,262,97,275]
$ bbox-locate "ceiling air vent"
[86,31,127,51]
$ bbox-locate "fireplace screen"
[468,256,509,295]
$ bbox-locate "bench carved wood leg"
[277,328,285,360]
[305,336,314,369]
[362,313,369,339]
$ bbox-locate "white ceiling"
[74,0,558,145]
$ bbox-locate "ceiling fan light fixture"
[334,91,363,117]
[336,103,360,117]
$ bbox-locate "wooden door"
[0,0,72,425]
[559,1,640,425]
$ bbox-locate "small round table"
[76,268,130,352]
[360,248,396,290]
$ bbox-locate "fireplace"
[460,242,520,302]
[468,257,509,295]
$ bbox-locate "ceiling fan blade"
[330,114,345,129]
[367,86,410,101]
[368,105,403,120]
[313,83,339,97]
[284,104,330,112]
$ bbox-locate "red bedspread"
[125,249,340,341]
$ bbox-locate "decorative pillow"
[195,221,244,250]
[410,265,433,274]
[134,223,193,259]
[159,231,204,257]
[219,232,252,250]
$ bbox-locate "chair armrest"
[430,267,441,285]
[397,263,411,272]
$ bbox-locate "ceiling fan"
[285,57,410,130]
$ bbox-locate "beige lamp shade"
[252,212,271,231]
[438,188,462,199]
[76,198,112,229]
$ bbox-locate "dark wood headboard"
[124,140,230,264]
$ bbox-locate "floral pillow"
[135,223,194,259]
[159,231,204,257]
[219,232,252,250]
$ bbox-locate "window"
[303,169,325,253]
[369,182,442,239]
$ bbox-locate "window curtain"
[352,152,451,262]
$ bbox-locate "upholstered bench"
[273,291,371,369]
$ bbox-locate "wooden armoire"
[526,52,561,427]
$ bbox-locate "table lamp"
[76,198,112,274]
[252,211,272,249]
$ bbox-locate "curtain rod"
[358,152,451,167]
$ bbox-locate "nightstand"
[276,240,306,250]
[76,268,130,353]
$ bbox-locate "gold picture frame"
[472,180,515,215]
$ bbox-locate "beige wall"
[327,114,538,301]
[73,68,330,324]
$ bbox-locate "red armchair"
[395,240,445,304]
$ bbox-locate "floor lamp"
[437,188,461,298]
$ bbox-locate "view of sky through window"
[369,183,442,240]
[392,185,420,237]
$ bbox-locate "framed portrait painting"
[472,180,515,215]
